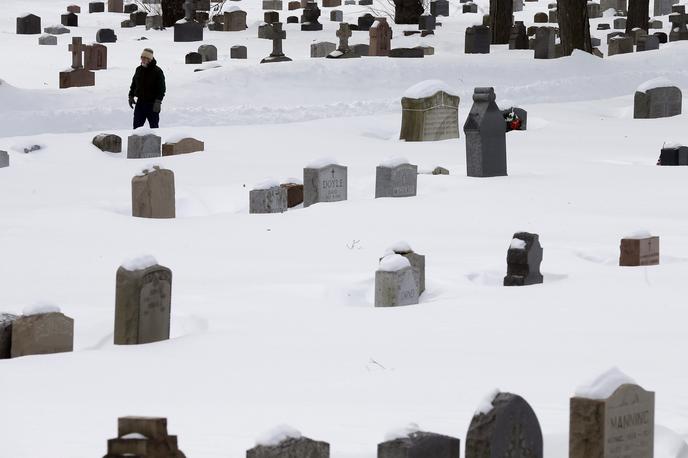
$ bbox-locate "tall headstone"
[509,21,529,49]
[378,431,460,458]
[174,0,203,42]
[103,417,186,457]
[619,235,659,266]
[59,37,96,89]
[114,258,172,345]
[503,232,543,286]
[669,8,688,41]
[375,162,418,198]
[464,87,507,177]
[303,162,347,207]
[369,17,392,56]
[301,1,323,30]
[17,14,42,35]
[10,311,74,358]
[260,22,292,63]
[132,166,175,219]
[633,82,682,118]
[375,254,420,307]
[534,26,556,58]
[127,133,161,158]
[400,86,460,141]
[465,25,491,53]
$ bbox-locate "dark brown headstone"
[162,138,204,156]
[281,183,304,207]
[619,236,659,266]
[0,313,17,359]
[104,416,186,457]
[132,167,176,218]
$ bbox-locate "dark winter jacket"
[128,59,166,103]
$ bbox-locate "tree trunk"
[393,0,424,24]
[162,0,185,28]
[490,0,513,44]
[557,0,592,55]
[626,0,649,33]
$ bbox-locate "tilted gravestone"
[465,25,491,53]
[96,28,117,43]
[659,143,688,165]
[619,235,659,266]
[11,311,74,358]
[249,182,288,214]
[633,81,682,119]
[103,416,186,457]
[369,17,392,56]
[281,183,304,207]
[0,151,9,168]
[93,133,122,153]
[303,162,347,207]
[0,313,17,358]
[39,34,58,45]
[247,436,329,458]
[132,166,176,219]
[59,37,96,89]
[375,161,418,198]
[384,242,426,294]
[503,232,543,286]
[231,45,247,59]
[378,430,460,458]
[162,137,204,156]
[466,391,543,458]
[400,86,460,141]
[17,14,42,35]
[311,41,336,57]
[464,87,507,177]
[114,257,173,345]
[127,132,161,159]
[375,254,420,307]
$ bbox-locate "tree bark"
[490,0,513,44]
[626,0,649,33]
[557,0,592,55]
[162,0,185,28]
[393,0,424,24]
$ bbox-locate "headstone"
[654,31,668,43]
[104,417,185,457]
[197,44,217,61]
[463,2,478,13]
[389,47,425,57]
[289,1,301,9]
[360,0,373,4]
[628,27,647,44]
[17,14,42,35]
[509,21,529,49]
[287,15,299,23]
[433,166,449,175]
[10,311,74,358]
[145,14,163,30]
[323,0,342,6]
[174,0,203,41]
[108,0,124,12]
[89,2,106,13]
[264,11,280,23]
[327,22,360,58]
[260,22,292,63]
[549,8,558,22]
[668,9,688,41]
[281,183,304,207]
[375,255,420,307]
[358,13,376,30]
[534,26,556,59]
[46,25,71,34]
[601,0,626,12]
[503,232,543,286]
[330,9,343,21]
[301,1,323,30]
[249,183,288,214]
[375,162,418,198]
[131,167,175,219]
[311,41,336,57]
[465,25,491,53]
[0,313,16,358]
[92,134,122,153]
[634,83,682,118]
[39,34,58,45]
[659,144,688,165]
[598,23,611,29]
[378,431,460,458]
[161,137,204,156]
[127,132,161,158]
[613,17,627,29]
[114,257,173,345]
[369,17,392,56]
[464,87,507,177]
[395,0,425,24]
[637,34,660,50]
[59,37,96,89]
[400,87,459,142]
[303,162,347,207]
[231,45,247,58]
[224,9,247,31]
[419,14,436,30]
[185,51,203,63]
[513,0,524,12]
[196,0,211,11]
[654,0,672,15]
[131,11,148,25]
[61,12,79,27]
[384,243,426,294]
[84,43,107,70]
[431,0,450,16]
[124,3,138,13]
[534,12,548,22]
[619,235,659,266]
[96,28,117,43]
[587,1,602,17]
[352,43,370,56]
[247,436,329,458]
[263,0,284,9]
[466,392,543,458]
[67,5,81,13]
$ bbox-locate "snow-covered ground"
[1,0,688,457]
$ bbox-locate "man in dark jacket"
[129,48,166,129]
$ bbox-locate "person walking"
[128,48,166,129]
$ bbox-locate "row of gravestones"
[98,376,655,458]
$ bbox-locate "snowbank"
[378,254,411,272]
[121,255,158,271]
[384,422,420,441]
[574,367,636,400]
[255,424,302,446]
[474,388,500,415]
[385,240,413,255]
[637,77,676,93]
[403,80,458,99]
[22,303,61,316]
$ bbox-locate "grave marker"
[174,0,203,42]
[378,430,460,457]
[465,25,491,53]
[633,80,682,118]
[96,28,117,43]
[84,43,107,70]
[162,137,204,156]
[375,255,420,307]
[301,1,323,30]
[103,416,186,457]
[369,17,392,56]
[327,22,360,58]
[0,314,17,358]
[127,132,161,158]
[503,232,543,286]
[619,235,659,266]
[59,37,96,89]
[132,166,175,218]
[303,162,347,207]
[464,87,507,177]
[11,310,74,358]
[249,182,288,214]
[224,8,247,31]
[260,22,292,63]
[375,161,418,198]
[17,14,41,35]
[400,83,460,141]
[93,134,122,152]
[247,435,329,458]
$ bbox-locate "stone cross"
[267,22,287,57]
[670,11,688,30]
[183,0,195,21]
[68,37,85,69]
[336,22,352,52]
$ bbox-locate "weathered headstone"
[174,0,203,41]
[59,37,96,89]
[231,45,247,58]
[431,0,450,16]
[330,9,343,21]
[384,242,426,294]
[303,162,347,207]
[89,1,106,13]
[132,166,175,219]
[0,314,17,358]
[114,257,173,345]
[378,431,460,458]
[185,51,203,64]
[400,84,460,142]
[260,22,292,63]
[655,0,672,15]
[263,0,284,9]
[636,34,660,50]
[84,43,108,70]
[10,310,74,358]
[145,15,163,30]
[162,137,204,156]
[311,41,336,57]
[659,143,688,165]
[465,25,491,53]
[613,17,626,29]
[103,417,186,457]
[634,81,682,118]
[17,14,42,35]
[608,35,634,55]
[503,232,543,286]
[587,1,602,17]
[45,24,70,35]
[375,254,420,307]
[375,161,418,198]
[224,8,247,31]
[369,17,392,56]
[264,10,280,23]
[247,436,329,458]
[509,21,529,49]
[198,44,217,61]
[619,234,659,266]
[93,134,122,152]
[464,87,507,177]
[289,1,301,9]
[534,26,556,58]
[358,13,376,30]
[127,132,161,158]
[249,182,288,214]
[108,0,124,12]
[96,28,117,43]
[61,12,79,27]
[39,34,58,45]
[131,11,147,25]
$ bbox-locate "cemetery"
[0,0,687,456]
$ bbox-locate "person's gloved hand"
[128,97,136,109]
[153,100,162,113]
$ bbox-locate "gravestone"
[198,44,217,61]
[93,134,122,152]
[587,1,602,17]
[174,0,203,41]
[655,0,672,15]
[17,14,42,34]
[629,27,647,44]
[634,83,682,118]
[0,314,17,358]
[509,21,529,49]
[39,34,58,45]
[659,144,688,165]
[121,19,135,27]
[59,37,96,89]
[301,1,323,30]
[534,12,548,22]
[96,28,117,43]
[384,243,426,294]
[534,26,556,58]
[185,51,203,64]
[231,45,247,58]
[10,312,74,358]
[419,14,436,31]
[114,259,173,345]
[601,0,626,12]
[549,8,558,22]
[289,1,301,9]
[303,162,347,207]
[224,9,247,31]
[613,17,626,29]
[395,0,424,24]
[648,19,662,29]
[378,431,460,458]
[464,87,507,177]
[358,13,376,30]
[463,3,478,13]
[514,0,524,12]
[260,22,292,63]
[619,235,659,266]
[84,43,107,70]
[67,5,81,13]
[132,166,175,219]
[124,3,138,13]
[400,87,460,141]
[247,437,329,458]
[375,162,418,198]
[669,8,688,41]
[636,35,659,50]
[89,1,106,13]
[145,15,163,30]
[281,183,304,207]
[503,232,543,286]
[466,392,543,458]
[45,24,70,34]
[369,17,392,56]
[323,0,341,6]
[331,9,343,21]
[263,0,284,8]
[360,0,374,4]
[327,22,360,58]
[375,255,420,307]
[353,44,372,56]
[598,23,611,30]
[127,132,161,158]
[249,183,288,214]
[264,11,280,23]
[431,0,450,16]
[570,384,654,458]
[311,41,336,57]
[131,11,147,25]
[104,417,185,457]
[61,12,79,27]
[654,31,668,43]
[465,25,491,53]
[287,16,299,23]
[108,0,124,12]
[162,137,204,156]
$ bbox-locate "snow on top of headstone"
[637,77,675,92]
[663,141,684,149]
[510,238,527,250]
[165,132,195,143]
[329,50,343,58]
[371,20,381,28]
[252,179,280,190]
[131,127,156,137]
[23,302,61,316]
[255,424,302,446]
[306,157,339,168]
[379,156,410,168]
[574,367,636,400]
[403,79,458,99]
[602,8,616,16]
[222,4,242,13]
[385,240,413,255]
[282,177,303,185]
[121,255,158,271]
[378,254,411,272]
[623,229,652,239]
[474,388,500,415]
[19,13,34,18]
[384,422,421,441]
[121,433,147,440]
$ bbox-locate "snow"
[403,79,459,99]
[255,425,302,447]
[624,230,653,239]
[164,133,195,144]
[663,141,684,149]
[130,127,156,137]
[306,157,338,168]
[22,303,60,316]
[510,238,527,250]
[121,433,147,440]
[379,157,410,168]
[378,254,411,272]
[281,177,303,185]
[637,77,676,92]
[120,255,158,271]
[383,422,420,441]
[474,388,500,415]
[328,50,343,58]
[385,241,413,255]
[222,5,241,13]
[574,368,637,400]
[252,179,280,190]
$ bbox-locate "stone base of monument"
[260,55,292,63]
[59,68,95,89]
[389,47,425,57]
[174,21,203,42]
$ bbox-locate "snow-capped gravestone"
[162,137,204,156]
[0,151,9,168]
[504,232,543,286]
[281,182,304,207]
[224,8,247,31]
[96,28,117,43]
[303,160,347,207]
[301,1,323,30]
[384,241,425,294]
[39,34,58,45]
[84,43,108,71]
[327,22,360,58]
[249,180,288,214]
[619,233,659,266]
[10,305,74,358]
[92,133,122,153]
[59,37,95,89]
[174,0,203,42]
[375,254,420,307]
[400,81,460,142]
[378,428,461,458]
[0,313,17,358]
[114,256,172,345]
[103,416,186,457]
[260,22,292,63]
[198,44,217,61]
[570,369,654,458]
[17,14,41,34]
[61,12,79,27]
[659,143,688,165]
[608,35,633,56]
[466,391,543,458]
[127,131,161,159]
[369,17,392,56]
[465,25,491,53]
[633,79,682,119]
[375,159,418,198]
[132,166,175,219]
[247,426,329,458]
[464,87,507,177]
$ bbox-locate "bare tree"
[557,0,593,55]
[489,0,513,43]
[625,0,649,33]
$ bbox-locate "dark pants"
[133,101,159,129]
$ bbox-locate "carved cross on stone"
[68,37,85,69]
[336,22,352,52]
[267,22,287,57]
[670,11,688,30]
[183,0,195,21]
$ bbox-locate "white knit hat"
[141,48,154,60]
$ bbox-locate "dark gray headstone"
[389,47,424,57]
[198,44,217,61]
[127,133,161,159]
[419,14,436,30]
[534,26,556,58]
[0,313,17,359]
[659,144,688,165]
[0,151,8,168]
[301,1,323,30]
[89,2,106,13]
[378,431,460,458]
[93,133,122,152]
[636,34,659,51]
[465,25,491,53]
[185,51,203,64]
[431,0,450,16]
[375,163,418,198]
[96,28,117,42]
[509,21,528,49]
[39,34,58,45]
[503,232,543,286]
[330,9,343,21]
[303,163,347,207]
[464,87,507,177]
[132,166,175,218]
[61,12,79,27]
[463,2,478,13]
[17,14,41,34]
[634,85,682,118]
[247,437,329,458]
[231,45,247,58]
[124,3,138,13]
[358,13,375,30]
[654,31,668,43]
